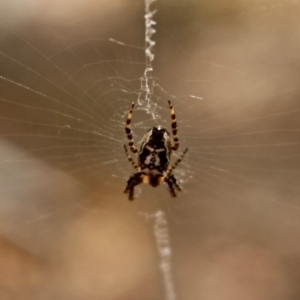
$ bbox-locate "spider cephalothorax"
[124,100,188,200]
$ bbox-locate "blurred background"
[0,0,300,299]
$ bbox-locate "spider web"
[0,0,300,299]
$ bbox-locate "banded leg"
[166,148,188,177]
[168,100,179,151]
[124,145,139,170]
[169,174,182,191]
[164,176,177,197]
[125,102,138,154]
[124,172,144,200]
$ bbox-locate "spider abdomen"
[137,126,172,175]
[139,144,169,174]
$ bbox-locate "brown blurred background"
[0,0,300,299]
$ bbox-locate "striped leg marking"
[166,148,188,176]
[125,102,138,154]
[124,145,139,170]
[168,100,179,151]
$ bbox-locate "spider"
[123,100,188,200]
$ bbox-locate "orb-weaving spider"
[123,100,188,200]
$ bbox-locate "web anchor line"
[153,210,177,300]
[137,0,158,119]
[139,1,177,298]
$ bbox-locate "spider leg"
[164,176,177,197]
[124,145,139,171]
[125,102,138,154]
[124,172,144,201]
[166,147,188,177]
[168,100,179,151]
[169,174,182,191]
